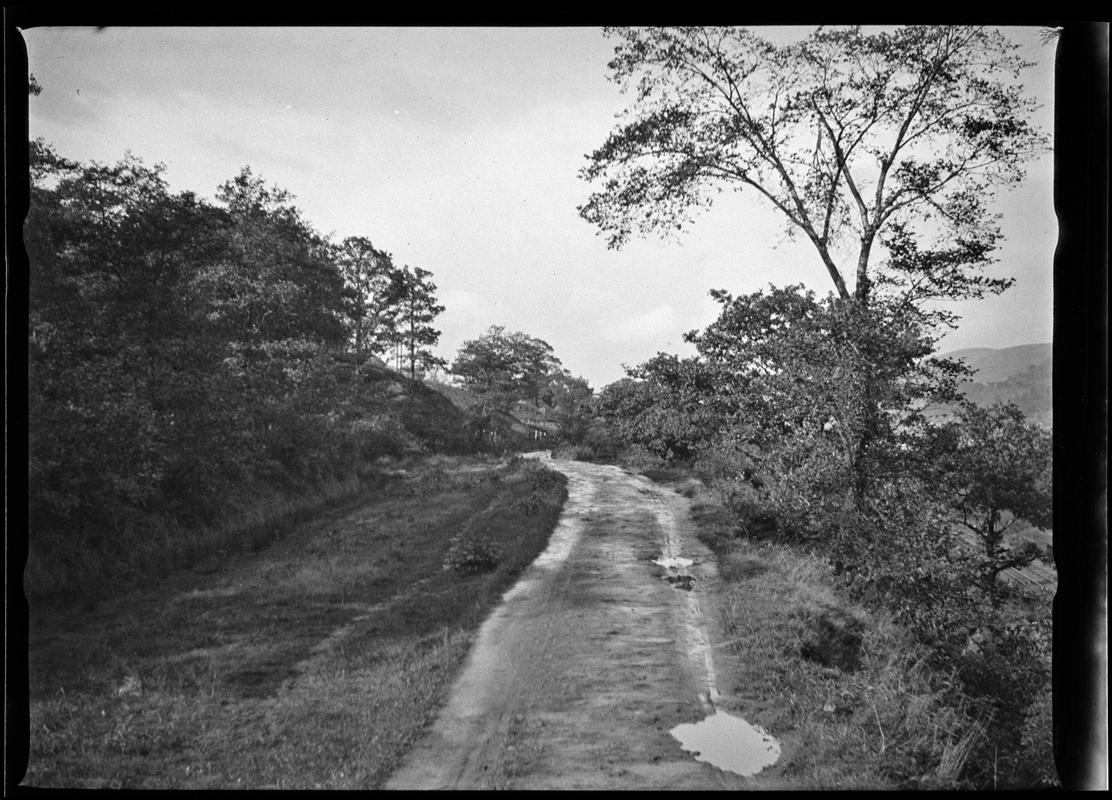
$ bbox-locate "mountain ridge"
[936,342,1052,427]
[938,342,1052,384]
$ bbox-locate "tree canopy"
[450,326,565,411]
[26,139,457,592]
[387,265,448,380]
[928,401,1052,596]
[334,236,399,357]
[594,353,727,462]
[579,26,1047,305]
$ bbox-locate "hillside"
[938,343,1052,427]
[942,343,1052,384]
[354,361,480,455]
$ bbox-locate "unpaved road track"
[385,454,790,790]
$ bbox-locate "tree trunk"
[854,230,876,305]
[981,509,1004,606]
[817,245,852,301]
[408,317,416,379]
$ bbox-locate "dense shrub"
[592,354,728,462]
[443,532,503,573]
[795,502,1053,788]
[627,283,1058,788]
[551,419,618,462]
[24,143,471,603]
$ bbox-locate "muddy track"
[385,454,789,790]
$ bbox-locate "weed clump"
[443,532,503,573]
[718,552,770,582]
[797,605,866,673]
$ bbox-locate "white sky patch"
[439,287,494,318]
[434,288,510,363]
[567,285,625,313]
[603,305,683,343]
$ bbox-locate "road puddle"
[651,556,694,569]
[653,554,696,590]
[670,710,781,776]
[646,498,782,778]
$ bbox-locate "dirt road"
[385,454,790,790]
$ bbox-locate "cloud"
[433,288,509,359]
[602,304,682,343]
[568,285,624,313]
[689,291,726,333]
[439,288,502,320]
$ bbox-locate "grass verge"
[22,454,567,789]
[643,470,989,790]
[712,542,984,789]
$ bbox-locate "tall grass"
[26,471,369,611]
[24,456,569,789]
[697,502,988,789]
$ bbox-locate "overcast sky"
[21,25,1057,389]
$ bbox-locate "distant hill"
[937,343,1052,427]
[941,343,1052,384]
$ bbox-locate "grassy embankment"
[637,464,1046,790]
[23,454,567,789]
[23,359,491,609]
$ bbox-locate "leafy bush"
[814,503,1053,788]
[551,419,618,462]
[443,532,503,573]
[953,614,1052,788]
[592,354,728,462]
[25,143,480,606]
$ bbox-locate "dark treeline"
[25,140,463,602]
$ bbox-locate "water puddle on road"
[651,555,694,570]
[652,555,697,590]
[670,710,781,777]
[645,505,783,778]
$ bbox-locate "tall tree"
[451,326,562,411]
[581,26,1047,508]
[27,145,187,528]
[538,369,595,438]
[334,236,399,357]
[387,265,446,379]
[579,25,1046,306]
[205,166,347,347]
[928,401,1052,601]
